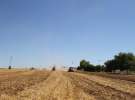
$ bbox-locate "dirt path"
[1,71,135,100]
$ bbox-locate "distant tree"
[95,65,103,72]
[78,52,135,74]
[78,60,95,71]
[104,59,118,72]
[115,52,135,71]
[80,60,90,70]
[104,52,135,73]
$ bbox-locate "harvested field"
[0,70,135,100]
[0,70,50,96]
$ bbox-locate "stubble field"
[0,69,135,100]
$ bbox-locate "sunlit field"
[0,69,134,100]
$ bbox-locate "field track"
[0,70,135,100]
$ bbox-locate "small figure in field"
[52,66,56,71]
[30,67,35,70]
[8,56,13,70]
[8,66,11,70]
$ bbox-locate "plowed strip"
[66,72,135,100]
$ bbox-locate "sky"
[0,0,135,68]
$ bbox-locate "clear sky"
[0,0,135,68]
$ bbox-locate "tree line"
[77,52,135,73]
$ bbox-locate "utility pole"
[9,56,13,70]
[72,61,74,67]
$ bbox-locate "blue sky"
[0,0,135,68]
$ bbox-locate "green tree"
[104,59,118,72]
[78,60,95,71]
[105,52,135,73]
[95,65,103,72]
[79,60,90,70]
[115,52,135,71]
